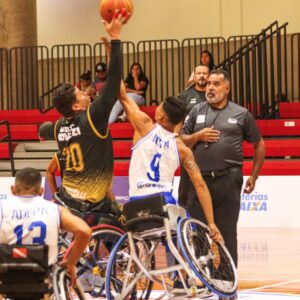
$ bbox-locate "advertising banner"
[1,176,300,228]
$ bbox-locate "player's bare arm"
[59,206,92,285]
[118,81,153,141]
[176,138,223,242]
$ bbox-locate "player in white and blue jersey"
[0,167,92,286]
[119,81,222,242]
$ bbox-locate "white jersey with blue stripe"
[129,124,180,197]
[0,196,60,265]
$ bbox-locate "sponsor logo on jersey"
[57,124,81,141]
[228,117,237,124]
[196,115,206,123]
[137,182,165,189]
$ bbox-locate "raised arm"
[177,138,223,242]
[118,81,153,138]
[88,11,129,129]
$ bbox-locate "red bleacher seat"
[243,139,300,157]
[0,109,60,124]
[279,102,300,118]
[109,123,134,139]
[256,119,300,136]
[113,141,132,158]
[0,125,38,140]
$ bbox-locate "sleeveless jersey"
[0,196,60,265]
[129,124,180,197]
[54,106,114,203]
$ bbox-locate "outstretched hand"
[102,8,130,39]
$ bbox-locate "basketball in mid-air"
[99,0,133,23]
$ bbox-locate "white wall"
[36,0,300,48]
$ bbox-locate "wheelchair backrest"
[0,244,49,299]
[123,194,167,221]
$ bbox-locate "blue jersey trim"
[131,125,157,151]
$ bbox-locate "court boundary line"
[243,279,300,292]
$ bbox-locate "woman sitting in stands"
[109,62,149,123]
[76,70,96,101]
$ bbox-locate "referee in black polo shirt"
[180,69,265,283]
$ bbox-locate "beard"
[206,91,227,105]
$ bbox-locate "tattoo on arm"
[183,156,200,174]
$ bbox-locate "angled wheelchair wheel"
[52,265,86,300]
[177,218,238,298]
[105,233,155,300]
[64,224,124,298]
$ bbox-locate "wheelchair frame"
[105,202,238,300]
[0,244,86,300]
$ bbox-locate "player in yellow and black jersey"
[39,12,129,227]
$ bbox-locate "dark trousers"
[186,168,243,267]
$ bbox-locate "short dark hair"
[194,64,210,73]
[80,70,92,81]
[53,83,76,117]
[210,69,231,83]
[162,96,187,125]
[15,168,42,193]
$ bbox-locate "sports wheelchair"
[105,194,238,299]
[54,193,126,298]
[0,244,85,300]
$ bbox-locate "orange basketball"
[99,0,133,23]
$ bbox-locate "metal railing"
[0,21,297,118]
[0,48,9,110]
[219,21,289,118]
[9,46,50,110]
[0,120,15,176]
[137,39,181,105]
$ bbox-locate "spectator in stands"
[180,70,265,283]
[76,70,96,101]
[0,167,92,286]
[177,64,210,209]
[186,50,216,87]
[92,62,108,95]
[38,11,128,227]
[265,92,289,119]
[109,62,149,123]
[179,64,209,112]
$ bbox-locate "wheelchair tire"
[105,233,155,300]
[177,218,238,297]
[64,224,124,298]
